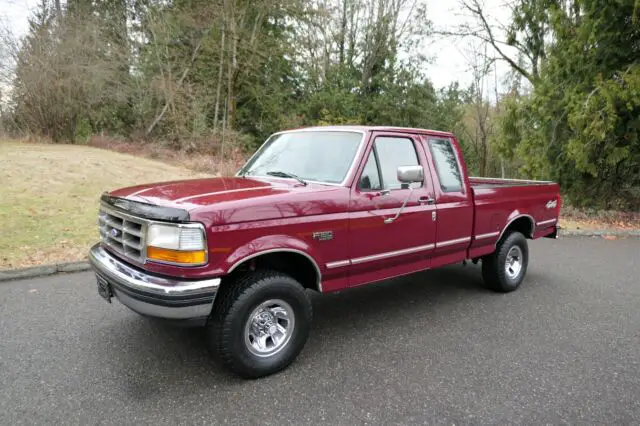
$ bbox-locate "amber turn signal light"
[147,246,206,265]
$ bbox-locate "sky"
[0,0,513,92]
[0,0,34,33]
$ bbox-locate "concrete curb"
[0,260,91,282]
[560,229,640,237]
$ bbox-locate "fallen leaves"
[560,212,640,232]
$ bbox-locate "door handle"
[418,196,435,205]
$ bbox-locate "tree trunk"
[481,132,488,176]
[339,0,347,66]
[220,96,228,171]
[347,0,357,67]
[226,3,236,130]
[213,24,225,131]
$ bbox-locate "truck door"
[423,136,474,267]
[346,132,437,287]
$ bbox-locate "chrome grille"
[98,205,147,262]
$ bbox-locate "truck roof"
[277,125,455,138]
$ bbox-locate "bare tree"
[460,42,496,176]
[437,0,550,85]
[10,4,132,142]
[145,28,211,137]
[292,0,427,88]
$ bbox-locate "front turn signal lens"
[147,246,207,265]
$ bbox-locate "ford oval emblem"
[110,228,120,238]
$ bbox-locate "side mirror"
[397,165,424,183]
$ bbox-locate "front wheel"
[207,270,312,378]
[482,231,529,292]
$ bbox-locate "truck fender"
[497,212,535,243]
[222,234,324,289]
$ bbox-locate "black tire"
[482,231,529,293]
[207,270,312,378]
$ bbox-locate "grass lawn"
[0,141,209,270]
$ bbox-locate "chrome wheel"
[244,299,295,357]
[505,245,523,279]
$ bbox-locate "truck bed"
[468,175,560,259]
[469,176,553,189]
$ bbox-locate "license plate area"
[96,274,113,303]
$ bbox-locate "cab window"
[429,138,463,192]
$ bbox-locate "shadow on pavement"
[96,263,489,393]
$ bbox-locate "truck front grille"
[98,205,147,263]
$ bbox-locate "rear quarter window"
[428,138,463,192]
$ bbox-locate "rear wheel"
[482,231,529,292]
[207,270,312,378]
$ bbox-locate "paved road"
[1,237,639,425]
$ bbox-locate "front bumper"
[89,244,220,322]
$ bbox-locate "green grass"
[0,141,209,269]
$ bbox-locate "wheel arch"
[227,249,322,292]
[497,214,535,244]
[223,235,323,292]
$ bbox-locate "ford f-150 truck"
[89,126,561,378]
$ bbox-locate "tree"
[503,0,640,209]
[458,42,495,176]
[440,0,550,85]
[10,0,132,141]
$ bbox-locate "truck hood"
[110,177,280,206]
[108,176,348,225]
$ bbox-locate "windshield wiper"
[266,171,308,186]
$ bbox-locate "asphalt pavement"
[1,236,639,425]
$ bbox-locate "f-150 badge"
[312,231,333,241]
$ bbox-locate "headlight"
[146,223,207,266]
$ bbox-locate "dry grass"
[88,135,248,177]
[0,140,210,269]
[559,206,640,231]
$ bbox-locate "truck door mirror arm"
[384,165,424,224]
[384,186,414,224]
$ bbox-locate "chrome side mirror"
[397,165,424,183]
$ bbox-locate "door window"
[374,137,421,189]
[359,150,382,190]
[428,138,463,192]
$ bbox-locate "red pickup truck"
[89,126,561,378]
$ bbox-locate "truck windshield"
[240,131,363,184]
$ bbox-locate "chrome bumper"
[89,244,220,321]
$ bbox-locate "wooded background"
[0,0,639,210]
